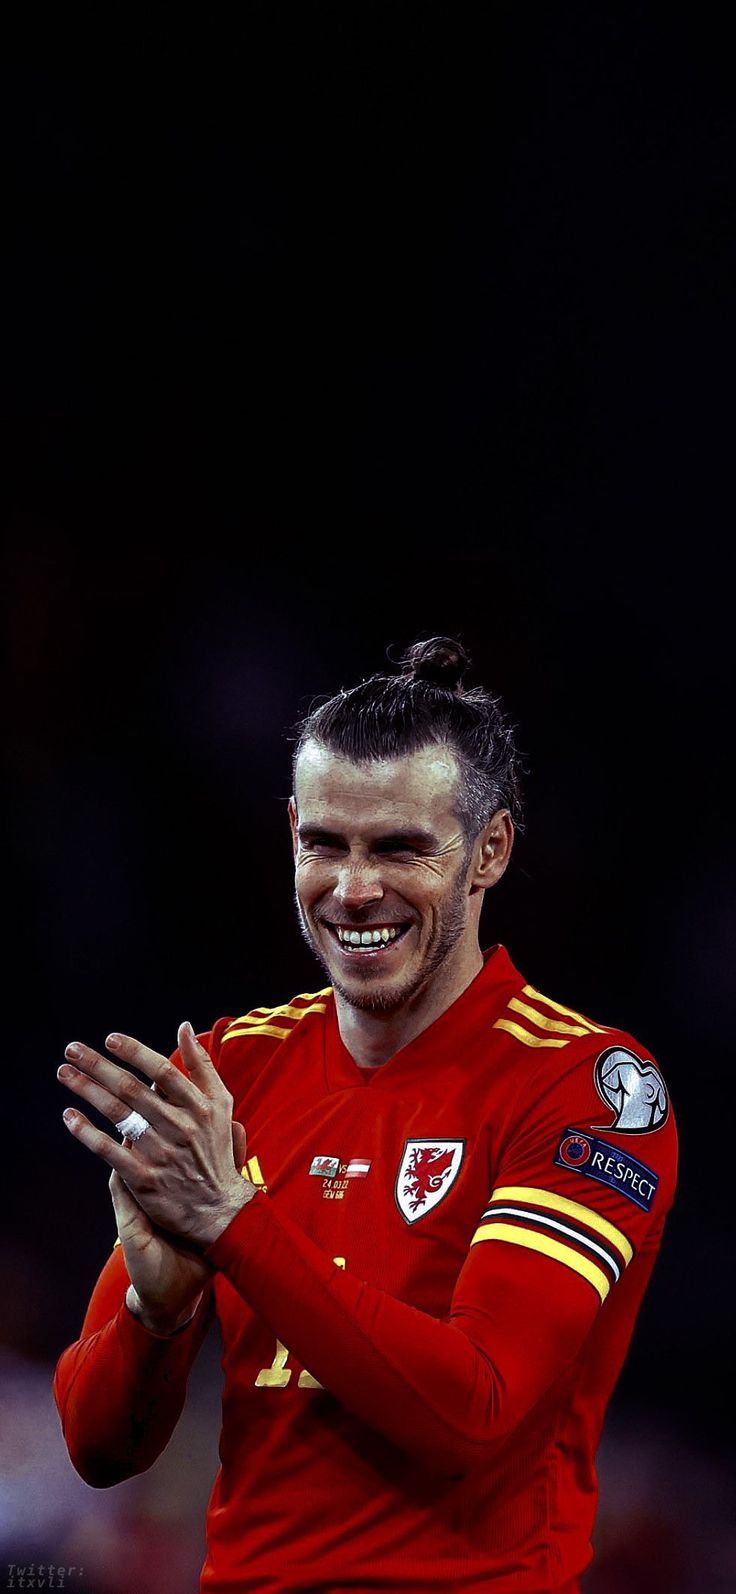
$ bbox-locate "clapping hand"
[58,1022,254,1332]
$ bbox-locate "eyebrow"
[297,825,439,850]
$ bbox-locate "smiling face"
[289,739,491,1014]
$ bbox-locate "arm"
[202,1043,677,1478]
[53,1240,214,1486]
[203,1190,600,1477]
[52,1021,235,1487]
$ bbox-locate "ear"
[467,811,514,893]
[288,796,299,861]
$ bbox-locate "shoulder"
[196,986,333,1094]
[501,973,674,1128]
[496,976,678,1219]
[164,988,332,1100]
[218,986,333,1050]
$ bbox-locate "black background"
[2,2,733,1576]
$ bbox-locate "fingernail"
[106,1033,123,1049]
[182,1020,195,1038]
[65,1042,82,1060]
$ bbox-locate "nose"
[333,856,385,914]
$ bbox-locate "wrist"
[125,1283,203,1337]
[193,1178,258,1249]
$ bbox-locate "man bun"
[396,636,471,692]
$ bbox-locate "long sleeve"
[52,1024,234,1487]
[53,1242,214,1486]
[202,1189,601,1477]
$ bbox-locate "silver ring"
[116,1110,151,1142]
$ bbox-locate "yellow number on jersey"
[255,1258,346,1389]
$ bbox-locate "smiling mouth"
[323,922,413,956]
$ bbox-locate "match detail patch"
[555,1128,658,1211]
[309,1155,340,1177]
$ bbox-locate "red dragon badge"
[395,1138,465,1225]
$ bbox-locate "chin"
[332,977,413,1015]
[334,954,429,1014]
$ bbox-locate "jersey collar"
[322,942,526,1092]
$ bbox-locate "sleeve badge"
[592,1046,669,1133]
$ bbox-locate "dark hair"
[290,636,525,843]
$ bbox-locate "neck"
[334,936,485,1067]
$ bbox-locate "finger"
[177,1022,224,1099]
[105,1032,202,1105]
[63,1038,195,1113]
[231,1119,247,1170]
[105,1032,199,1105]
[57,1061,172,1136]
[62,1106,140,1174]
[109,1167,149,1235]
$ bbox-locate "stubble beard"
[293,862,471,1015]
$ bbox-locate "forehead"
[294,741,462,831]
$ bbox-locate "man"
[53,635,677,1594]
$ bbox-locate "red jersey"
[53,943,677,1593]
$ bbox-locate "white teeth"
[335,925,405,947]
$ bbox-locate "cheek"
[295,862,329,900]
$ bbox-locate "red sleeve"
[52,1018,232,1487]
[484,1035,678,1267]
[203,1040,677,1479]
[53,1247,214,1486]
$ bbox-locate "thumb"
[109,1166,151,1239]
[231,1119,247,1171]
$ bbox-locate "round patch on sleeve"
[592,1046,669,1133]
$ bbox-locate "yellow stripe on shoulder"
[222,989,331,1045]
[223,1022,293,1042]
[507,997,594,1037]
[521,984,609,1033]
[490,1185,633,1263]
[469,1223,611,1301]
[235,1002,328,1024]
[493,1018,570,1048]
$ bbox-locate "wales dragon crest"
[395,1139,465,1225]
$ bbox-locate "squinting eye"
[376,848,414,860]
